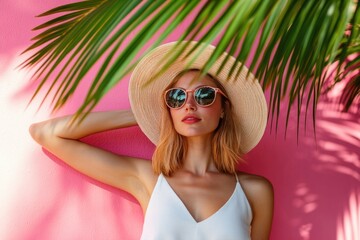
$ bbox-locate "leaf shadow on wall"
[242,97,359,240]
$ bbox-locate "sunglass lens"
[166,89,186,108]
[195,87,216,106]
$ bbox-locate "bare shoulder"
[237,172,274,206]
[237,172,274,238]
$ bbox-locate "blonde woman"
[30,42,273,240]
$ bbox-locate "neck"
[182,135,217,176]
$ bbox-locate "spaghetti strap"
[235,173,239,183]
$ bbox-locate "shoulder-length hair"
[152,69,243,176]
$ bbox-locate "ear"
[220,111,224,119]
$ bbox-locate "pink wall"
[0,1,359,239]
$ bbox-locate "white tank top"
[141,174,252,240]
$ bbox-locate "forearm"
[30,110,137,142]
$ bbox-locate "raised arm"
[29,110,157,208]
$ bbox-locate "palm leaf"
[22,0,359,131]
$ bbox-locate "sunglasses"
[164,86,227,109]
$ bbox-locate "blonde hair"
[152,70,243,176]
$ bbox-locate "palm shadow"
[241,95,359,240]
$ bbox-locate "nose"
[185,103,197,111]
[185,93,197,111]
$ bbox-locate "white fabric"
[140,174,252,240]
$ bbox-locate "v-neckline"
[162,174,239,224]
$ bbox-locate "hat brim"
[129,41,267,153]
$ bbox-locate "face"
[167,71,224,139]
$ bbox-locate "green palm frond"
[22,0,359,131]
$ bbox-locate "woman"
[30,42,273,239]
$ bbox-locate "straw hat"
[129,41,267,153]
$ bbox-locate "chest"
[164,175,237,223]
[141,174,252,240]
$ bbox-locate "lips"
[182,115,201,123]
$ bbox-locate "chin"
[175,125,218,139]
[179,131,213,139]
